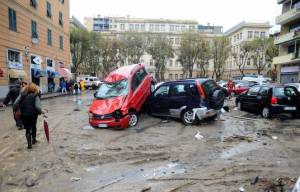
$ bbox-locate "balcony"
[276,8,300,25]
[273,53,300,65]
[274,31,296,45]
[278,0,289,4]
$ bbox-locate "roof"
[225,21,272,36]
[162,78,210,85]
[104,64,142,82]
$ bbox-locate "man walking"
[2,80,23,129]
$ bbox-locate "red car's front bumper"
[89,115,130,129]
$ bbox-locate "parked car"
[89,64,153,129]
[232,80,258,95]
[77,76,102,90]
[285,83,300,92]
[236,84,300,118]
[147,79,226,125]
[218,80,228,88]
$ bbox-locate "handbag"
[14,95,26,120]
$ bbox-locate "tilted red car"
[89,64,153,129]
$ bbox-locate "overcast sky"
[70,0,282,32]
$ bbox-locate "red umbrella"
[43,117,50,143]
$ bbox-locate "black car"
[147,79,226,125]
[236,84,300,118]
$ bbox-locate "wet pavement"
[0,92,299,192]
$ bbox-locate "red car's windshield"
[96,79,129,99]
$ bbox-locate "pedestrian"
[13,83,47,149]
[2,80,23,129]
[60,79,67,94]
[227,79,235,99]
[74,82,79,95]
[80,80,85,92]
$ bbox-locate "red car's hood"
[89,96,126,115]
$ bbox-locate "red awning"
[58,68,72,78]
[0,68,4,77]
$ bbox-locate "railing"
[276,8,300,24]
[274,31,295,44]
[273,53,297,65]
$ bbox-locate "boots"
[32,132,36,145]
[26,134,32,149]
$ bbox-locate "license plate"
[284,107,296,111]
[98,124,108,128]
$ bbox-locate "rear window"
[274,87,298,97]
[201,80,218,96]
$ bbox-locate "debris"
[233,107,238,111]
[272,136,278,140]
[71,177,81,182]
[25,178,37,187]
[251,176,259,185]
[239,186,245,192]
[223,135,253,142]
[162,120,169,123]
[141,187,151,192]
[292,176,300,192]
[195,131,204,140]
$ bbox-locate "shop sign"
[281,66,299,73]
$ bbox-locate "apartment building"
[273,0,300,83]
[224,21,272,80]
[0,0,71,99]
[84,16,223,80]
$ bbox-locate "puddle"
[221,142,260,159]
[82,125,94,130]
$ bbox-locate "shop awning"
[58,68,72,78]
[9,69,27,79]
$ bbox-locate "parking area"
[0,92,299,192]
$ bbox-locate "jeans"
[61,87,67,94]
[22,115,38,147]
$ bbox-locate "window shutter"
[13,9,17,30]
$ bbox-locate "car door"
[258,86,271,109]
[243,86,261,111]
[150,85,170,115]
[130,69,146,112]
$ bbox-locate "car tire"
[181,110,195,126]
[210,89,226,110]
[129,111,138,127]
[261,106,272,119]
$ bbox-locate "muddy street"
[0,92,299,192]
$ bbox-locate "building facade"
[84,16,223,80]
[273,0,300,83]
[224,21,272,80]
[0,0,71,99]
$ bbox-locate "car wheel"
[261,106,272,119]
[181,110,195,125]
[129,111,138,127]
[237,101,243,111]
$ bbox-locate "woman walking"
[13,83,46,149]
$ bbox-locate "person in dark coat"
[13,83,46,149]
[3,80,23,128]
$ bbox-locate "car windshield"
[96,79,129,99]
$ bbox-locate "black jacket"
[3,86,21,105]
[13,93,42,117]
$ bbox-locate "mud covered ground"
[0,91,299,192]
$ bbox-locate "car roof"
[160,78,210,86]
[104,64,144,83]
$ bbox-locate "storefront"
[7,49,27,84]
[280,65,299,84]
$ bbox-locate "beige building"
[0,0,71,99]
[224,21,272,80]
[273,0,300,83]
[84,16,223,81]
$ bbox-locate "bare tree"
[230,41,253,77]
[211,37,229,81]
[147,34,174,81]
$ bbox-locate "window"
[30,55,41,65]
[141,24,145,31]
[131,68,147,92]
[181,25,186,31]
[129,24,134,30]
[8,50,20,63]
[8,8,17,31]
[169,60,173,67]
[240,32,243,40]
[170,25,174,31]
[154,85,170,97]
[59,35,63,49]
[180,74,183,79]
[247,58,250,65]
[59,0,64,4]
[30,0,37,8]
[247,86,260,96]
[47,2,52,18]
[175,25,180,31]
[175,74,178,80]
[248,31,253,39]
[150,24,154,31]
[169,73,173,80]
[46,58,54,67]
[120,24,125,30]
[155,24,159,31]
[59,12,63,26]
[170,84,188,96]
[135,24,139,31]
[254,31,259,38]
[259,87,269,96]
[260,32,265,38]
[31,20,38,39]
[161,25,165,31]
[47,29,52,46]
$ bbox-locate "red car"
[89,64,153,129]
[232,84,250,95]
